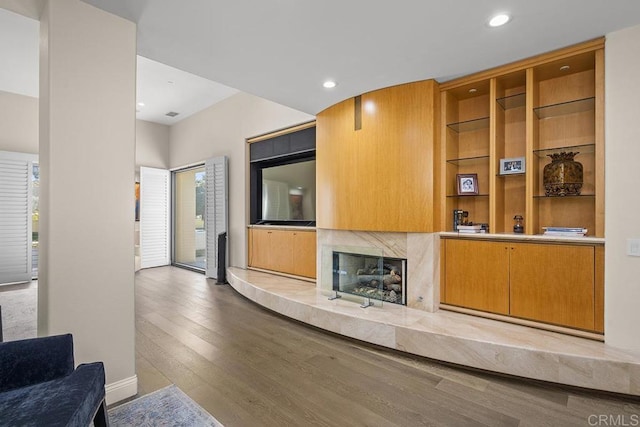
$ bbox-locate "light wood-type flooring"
[133,266,639,426]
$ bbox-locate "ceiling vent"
[165,111,179,117]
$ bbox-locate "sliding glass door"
[173,166,206,270]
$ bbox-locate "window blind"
[140,166,170,269]
[205,156,228,279]
[0,152,34,285]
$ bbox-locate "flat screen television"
[262,159,316,221]
[250,156,316,226]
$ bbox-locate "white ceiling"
[0,7,238,125]
[136,56,237,125]
[3,1,640,123]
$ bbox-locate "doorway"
[173,165,206,271]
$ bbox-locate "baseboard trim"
[105,375,138,405]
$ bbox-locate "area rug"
[108,385,223,426]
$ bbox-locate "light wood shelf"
[440,39,604,237]
[446,117,490,133]
[439,39,605,335]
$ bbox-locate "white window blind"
[140,167,170,269]
[205,156,228,279]
[0,151,34,285]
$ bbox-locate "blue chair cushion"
[0,361,105,427]
[0,334,74,393]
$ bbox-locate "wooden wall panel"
[317,80,439,232]
[316,98,354,230]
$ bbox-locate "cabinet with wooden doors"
[248,227,316,279]
[509,242,596,330]
[440,236,604,334]
[443,239,509,315]
[439,39,604,237]
[291,230,316,278]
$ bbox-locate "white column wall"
[38,0,137,401]
[604,24,640,353]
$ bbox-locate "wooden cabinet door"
[509,243,595,330]
[268,229,294,274]
[249,228,272,270]
[292,231,316,278]
[444,239,510,314]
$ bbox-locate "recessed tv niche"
[249,125,316,226]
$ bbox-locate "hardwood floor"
[134,266,639,426]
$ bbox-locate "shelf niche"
[440,40,604,237]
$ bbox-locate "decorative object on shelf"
[543,152,583,196]
[456,173,478,195]
[500,157,525,175]
[452,209,468,231]
[457,224,485,234]
[542,227,587,237]
[513,215,524,233]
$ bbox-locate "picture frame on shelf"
[499,157,525,175]
[456,173,478,195]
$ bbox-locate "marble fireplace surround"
[316,229,439,312]
[228,229,640,395]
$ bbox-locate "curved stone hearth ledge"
[227,267,640,396]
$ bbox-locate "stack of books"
[542,227,588,237]
[456,224,484,234]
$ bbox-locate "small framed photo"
[499,157,525,175]
[456,173,478,195]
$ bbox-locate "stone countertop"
[439,231,605,245]
[248,224,316,231]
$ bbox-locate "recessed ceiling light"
[489,13,510,27]
[323,80,337,89]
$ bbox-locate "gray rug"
[108,385,223,426]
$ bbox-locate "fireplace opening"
[332,251,406,305]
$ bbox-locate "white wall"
[0,92,167,165]
[0,0,42,19]
[38,0,137,402]
[136,119,169,170]
[169,92,314,268]
[604,24,640,353]
[0,90,38,153]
